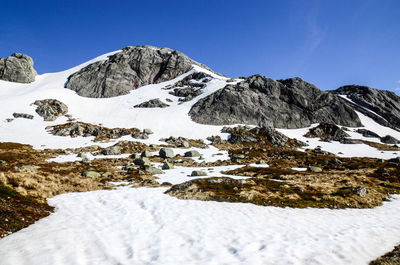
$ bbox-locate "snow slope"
[0,188,399,265]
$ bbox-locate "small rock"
[130,153,141,159]
[101,172,113,177]
[354,186,367,197]
[145,167,164,174]
[159,148,174,158]
[19,165,40,170]
[77,152,87,159]
[381,135,400,144]
[179,141,190,148]
[388,157,400,163]
[134,157,151,167]
[190,170,208,177]
[143,128,153,134]
[308,166,322,173]
[184,150,201,157]
[82,171,101,178]
[162,162,174,170]
[81,158,91,165]
[255,160,265,164]
[141,151,152,157]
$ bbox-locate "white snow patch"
[0,188,399,265]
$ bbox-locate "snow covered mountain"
[0,46,400,265]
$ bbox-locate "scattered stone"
[179,141,190,148]
[80,158,91,165]
[12,113,33,119]
[0,53,37,83]
[184,150,201,157]
[77,152,87,159]
[101,172,112,178]
[32,99,68,121]
[101,145,122,155]
[130,153,141,159]
[255,160,265,164]
[19,165,40,171]
[159,148,174,158]
[190,171,208,177]
[339,138,363,144]
[388,157,400,163]
[353,186,367,197]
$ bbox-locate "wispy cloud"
[306,0,325,54]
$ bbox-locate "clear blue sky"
[1,0,399,93]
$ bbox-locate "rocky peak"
[65,45,214,98]
[0,53,37,83]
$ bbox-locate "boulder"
[0,53,37,83]
[141,150,152,157]
[356,129,380,138]
[306,123,350,141]
[162,162,174,170]
[32,99,68,121]
[190,171,208,177]
[381,135,400,144]
[307,166,322,173]
[65,46,215,98]
[184,150,201,157]
[159,148,174,158]
[134,99,169,108]
[145,167,164,175]
[134,157,151,167]
[101,145,122,155]
[82,171,101,178]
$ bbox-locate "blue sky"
[1,0,399,93]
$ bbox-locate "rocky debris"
[206,136,228,145]
[225,126,290,147]
[184,150,201,157]
[141,150,152,157]
[133,157,151,167]
[307,166,322,173]
[46,122,148,141]
[99,141,149,156]
[190,170,208,177]
[32,99,68,121]
[381,135,400,144]
[13,113,33,119]
[82,171,101,178]
[159,148,174,158]
[356,129,380,138]
[145,167,164,175]
[388,157,400,163]
[305,123,350,141]
[331,85,400,130]
[162,162,174,170]
[0,53,37,83]
[166,72,211,102]
[189,75,362,129]
[65,46,215,98]
[160,136,207,148]
[134,98,169,108]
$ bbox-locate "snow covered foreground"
[0,188,399,265]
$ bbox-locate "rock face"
[33,99,68,121]
[189,75,362,129]
[134,98,169,108]
[331,85,400,130]
[65,46,213,98]
[0,53,37,83]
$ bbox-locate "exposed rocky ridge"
[65,46,215,98]
[0,53,37,83]
[189,75,362,129]
[331,85,400,130]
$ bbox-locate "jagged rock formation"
[0,53,37,83]
[305,123,350,141]
[165,72,211,102]
[134,98,169,108]
[331,85,400,130]
[33,99,68,121]
[189,75,362,129]
[65,46,213,98]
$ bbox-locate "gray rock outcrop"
[134,98,169,108]
[0,53,37,83]
[331,85,400,130]
[33,99,68,121]
[189,75,362,129]
[65,46,214,98]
